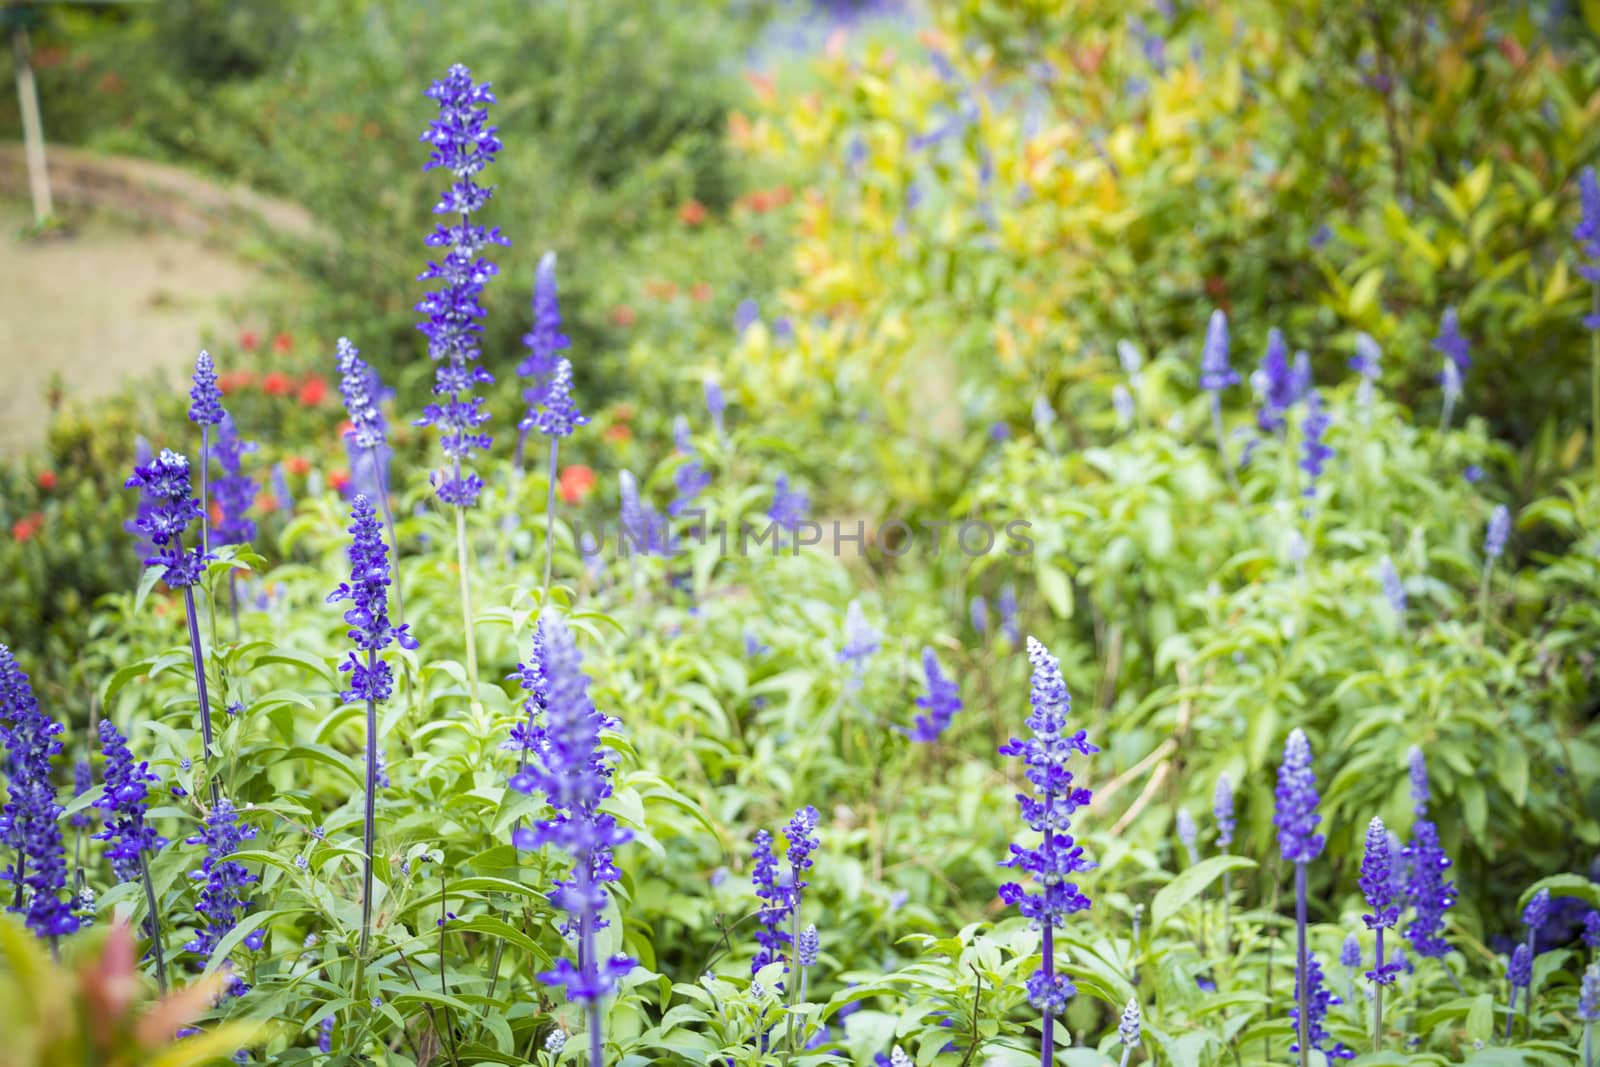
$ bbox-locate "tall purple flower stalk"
[188,350,223,555]
[1215,772,1235,948]
[336,338,404,629]
[327,494,416,958]
[95,719,168,989]
[415,63,505,509]
[1287,956,1353,1061]
[999,637,1096,1065]
[837,599,880,692]
[1402,750,1457,994]
[1574,168,1600,480]
[1360,816,1401,1049]
[1254,327,1298,433]
[210,413,257,641]
[125,450,218,806]
[516,252,571,460]
[669,416,711,519]
[1506,943,1532,1039]
[908,648,962,742]
[1274,728,1325,1067]
[184,798,255,975]
[527,356,588,596]
[1199,309,1241,489]
[1299,391,1333,501]
[0,645,78,941]
[508,613,634,1063]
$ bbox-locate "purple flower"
[188,351,223,427]
[1485,504,1510,561]
[1339,934,1361,969]
[0,646,78,939]
[735,299,760,334]
[524,357,588,441]
[704,379,726,437]
[509,614,635,1005]
[1213,773,1234,850]
[1199,310,1238,392]
[618,470,668,556]
[797,923,819,968]
[837,599,880,685]
[1402,819,1455,960]
[1119,999,1141,1049]
[93,720,167,883]
[1580,962,1599,1022]
[336,338,388,452]
[1288,956,1354,1060]
[1254,328,1299,432]
[1433,307,1472,371]
[998,583,1020,643]
[752,806,821,985]
[318,1017,333,1054]
[124,449,210,588]
[1175,808,1198,865]
[769,474,808,533]
[969,595,988,635]
[209,414,258,547]
[669,416,710,517]
[1378,556,1406,617]
[998,638,1097,1018]
[1584,910,1600,949]
[1408,746,1430,816]
[1274,729,1324,864]
[908,648,962,742]
[519,251,570,383]
[1360,816,1400,930]
[184,799,256,956]
[415,64,509,508]
[326,495,417,704]
[69,760,94,831]
[1299,391,1333,497]
[1577,168,1600,312]
[1508,942,1532,991]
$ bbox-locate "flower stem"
[181,583,220,808]
[1295,861,1309,1067]
[454,503,481,713]
[578,851,603,1066]
[1590,283,1599,482]
[543,439,560,602]
[372,445,404,629]
[1220,865,1231,956]
[1211,394,1240,495]
[360,648,377,959]
[1041,783,1057,1067]
[1373,927,1384,1051]
[199,426,211,557]
[785,902,802,1055]
[138,848,167,994]
[1479,563,1493,643]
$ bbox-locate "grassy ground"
[0,198,260,454]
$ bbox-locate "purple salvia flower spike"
[0,645,78,939]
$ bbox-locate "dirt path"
[0,198,262,454]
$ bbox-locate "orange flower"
[11,512,44,542]
[558,464,597,504]
[603,424,633,444]
[262,372,292,397]
[254,491,279,514]
[679,200,708,226]
[297,375,329,407]
[240,330,260,351]
[272,332,294,354]
[218,370,255,394]
[329,469,352,492]
[36,470,56,491]
[645,279,679,300]
[610,304,637,328]
[612,403,634,422]
[284,455,311,476]
[209,500,224,526]
[691,282,712,302]
[743,70,776,102]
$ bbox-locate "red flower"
[240,330,260,351]
[612,403,635,422]
[679,200,707,226]
[254,492,279,514]
[558,465,597,505]
[36,471,57,491]
[11,512,44,543]
[284,455,311,476]
[297,375,329,407]
[603,424,633,445]
[645,279,679,301]
[691,282,712,303]
[262,372,292,397]
[218,370,255,394]
[209,501,224,526]
[329,469,352,492]
[272,332,294,354]
[610,305,637,328]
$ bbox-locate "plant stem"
[1478,563,1493,642]
[1505,982,1517,1041]
[1211,394,1240,495]
[1220,864,1231,956]
[372,445,404,629]
[181,582,221,808]
[139,849,167,994]
[543,438,560,601]
[1373,926,1384,1051]
[578,850,603,1066]
[1041,782,1057,1067]
[360,648,377,959]
[785,901,802,1056]
[454,502,481,713]
[1295,861,1309,1067]
[1584,1020,1592,1067]
[1591,284,1599,483]
[227,571,240,644]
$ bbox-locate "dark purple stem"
[1373,927,1384,1051]
[360,648,377,958]
[199,425,211,557]
[1295,861,1309,1067]
[181,580,220,808]
[579,848,602,1066]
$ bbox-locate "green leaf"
[1151,855,1256,933]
